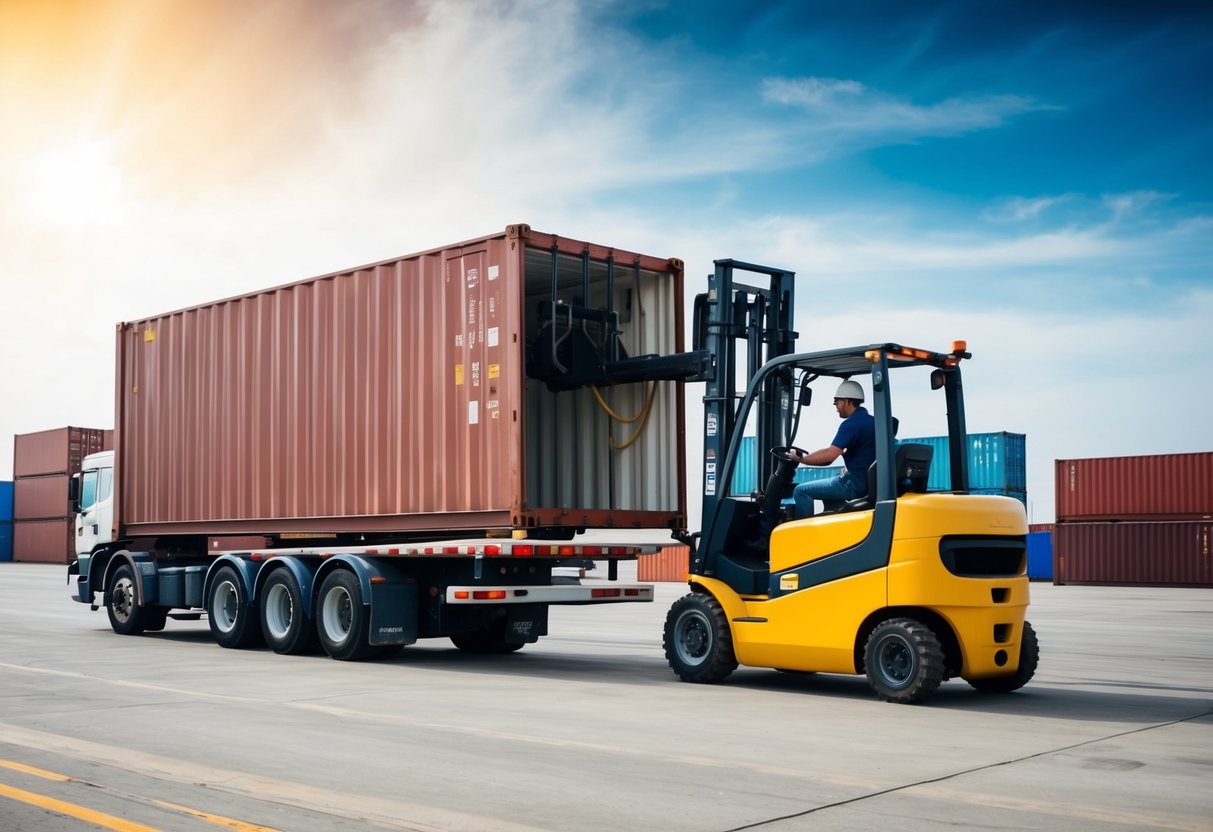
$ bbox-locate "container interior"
[521,247,681,513]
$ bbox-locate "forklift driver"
[788,380,876,518]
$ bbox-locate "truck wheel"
[207,565,263,649]
[863,618,945,704]
[107,564,150,635]
[967,621,1040,694]
[663,593,737,683]
[317,570,374,661]
[450,619,525,654]
[260,570,317,655]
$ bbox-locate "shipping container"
[13,474,71,520]
[0,521,12,562]
[1054,521,1212,587]
[13,427,107,478]
[733,433,1025,497]
[1026,531,1052,581]
[637,545,690,582]
[1055,452,1213,521]
[0,481,12,522]
[115,224,687,539]
[13,518,74,564]
[1028,523,1055,534]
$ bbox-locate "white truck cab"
[72,451,115,557]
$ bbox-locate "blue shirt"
[832,406,876,480]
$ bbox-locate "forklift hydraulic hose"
[593,381,659,450]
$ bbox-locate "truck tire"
[663,593,737,683]
[207,565,263,649]
[317,570,374,661]
[863,617,945,704]
[450,618,525,654]
[967,621,1039,694]
[260,569,317,655]
[107,564,151,635]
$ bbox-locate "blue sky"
[1,0,1210,523]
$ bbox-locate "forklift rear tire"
[664,593,738,683]
[864,617,945,704]
[967,621,1039,694]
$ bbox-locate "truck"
[68,225,1037,701]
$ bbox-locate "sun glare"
[26,138,126,228]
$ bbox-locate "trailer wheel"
[261,570,317,655]
[450,619,525,654]
[967,621,1040,694]
[317,570,374,661]
[663,593,737,683]
[207,565,263,649]
[107,564,151,635]
[863,617,945,704]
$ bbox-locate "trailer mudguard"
[204,555,259,609]
[315,556,419,647]
[253,556,319,620]
[100,549,157,607]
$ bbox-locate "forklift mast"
[691,259,797,549]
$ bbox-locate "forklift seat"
[836,443,933,513]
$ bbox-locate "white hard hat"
[835,379,865,402]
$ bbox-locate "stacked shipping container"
[11,428,109,564]
[1054,452,1213,587]
[0,481,12,562]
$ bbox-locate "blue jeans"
[793,470,867,519]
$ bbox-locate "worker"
[789,379,876,519]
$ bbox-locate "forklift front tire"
[664,593,738,683]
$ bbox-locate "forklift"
[664,261,1038,704]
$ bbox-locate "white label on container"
[706,413,718,437]
[705,472,716,496]
[467,268,479,288]
[469,401,479,425]
[488,265,499,280]
[487,326,499,347]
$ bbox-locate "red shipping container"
[13,475,71,520]
[1054,521,1212,587]
[1055,452,1213,521]
[638,546,690,582]
[13,518,74,564]
[115,224,688,539]
[14,427,107,478]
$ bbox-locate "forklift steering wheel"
[770,446,809,462]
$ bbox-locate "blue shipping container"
[733,434,1025,497]
[0,521,12,562]
[1026,531,1052,581]
[0,481,12,522]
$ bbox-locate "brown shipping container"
[13,518,74,564]
[637,545,691,582]
[1055,452,1213,522]
[14,427,107,478]
[1054,521,1212,587]
[13,474,71,520]
[116,224,687,539]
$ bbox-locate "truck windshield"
[80,471,98,511]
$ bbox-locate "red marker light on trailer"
[591,588,621,598]
[484,544,501,555]
[473,590,507,600]
[513,545,534,556]
[454,591,470,600]
[370,575,387,585]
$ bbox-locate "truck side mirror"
[799,379,812,408]
[68,474,80,513]
[930,369,946,390]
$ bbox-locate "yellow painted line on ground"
[151,798,284,832]
[0,781,161,832]
[0,758,72,781]
[0,757,283,832]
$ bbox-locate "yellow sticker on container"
[144,329,156,343]
[454,364,464,385]
[779,574,799,591]
[488,363,500,379]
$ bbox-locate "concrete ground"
[0,561,1209,831]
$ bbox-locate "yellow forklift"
[665,261,1038,703]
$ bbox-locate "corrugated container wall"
[14,427,107,478]
[637,545,691,581]
[1055,452,1213,521]
[0,481,12,522]
[1054,521,1212,587]
[0,521,12,562]
[116,225,687,538]
[12,518,74,564]
[1026,531,1053,581]
[14,475,71,520]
